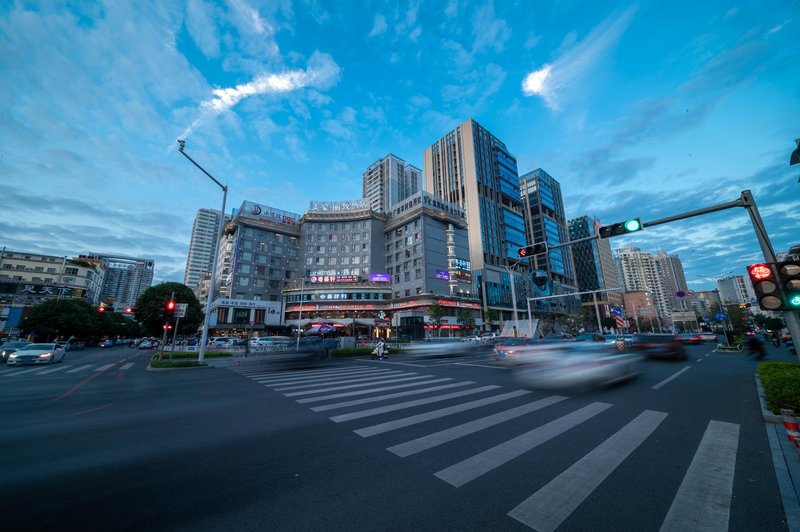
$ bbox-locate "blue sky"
[1,0,798,288]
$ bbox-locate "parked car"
[99,339,115,348]
[210,337,238,348]
[0,341,29,363]
[698,332,719,342]
[675,333,701,345]
[633,334,687,361]
[6,343,66,366]
[138,339,153,349]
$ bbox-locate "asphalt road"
[0,341,795,531]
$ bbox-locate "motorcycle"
[371,343,389,360]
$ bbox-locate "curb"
[756,373,784,424]
[146,363,213,372]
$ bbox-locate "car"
[250,336,293,351]
[633,334,687,361]
[674,333,701,345]
[6,343,66,366]
[0,341,29,363]
[698,332,718,342]
[99,339,115,348]
[210,337,238,348]
[575,333,605,342]
[139,339,153,349]
[493,337,538,363]
[461,335,484,342]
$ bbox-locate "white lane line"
[310,382,473,411]
[241,366,372,379]
[360,360,429,367]
[301,379,457,405]
[652,366,691,390]
[436,402,613,488]
[507,410,668,532]
[705,354,710,357]
[36,365,68,375]
[4,367,42,376]
[284,375,435,397]
[272,371,411,391]
[67,364,95,374]
[354,390,532,438]
[695,359,704,362]
[660,420,739,532]
[388,395,567,458]
[119,363,135,370]
[255,368,393,384]
[94,363,115,372]
[329,385,501,423]
[454,362,509,370]
[239,365,369,376]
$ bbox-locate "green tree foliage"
[427,302,446,337]
[136,282,203,337]
[601,317,618,330]
[484,308,499,331]
[456,308,476,332]
[21,299,100,341]
[765,317,785,331]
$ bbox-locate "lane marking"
[253,368,389,384]
[508,410,668,531]
[66,364,94,374]
[329,385,501,423]
[705,354,710,357]
[309,382,472,411]
[354,389,532,438]
[284,375,434,397]
[254,370,395,386]
[93,363,115,372]
[388,395,567,458]
[119,363,135,370]
[299,378,455,404]
[652,366,691,390]
[272,371,411,390]
[4,367,42,377]
[454,362,509,370]
[36,365,68,375]
[435,402,613,488]
[660,420,739,532]
[695,359,704,362]
[237,365,368,377]
[360,360,429,367]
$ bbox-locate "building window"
[404,272,411,282]
[405,289,411,297]
[65,267,79,275]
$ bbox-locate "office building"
[84,252,154,309]
[614,247,670,321]
[184,208,224,291]
[362,154,422,214]
[655,251,689,312]
[568,215,623,314]
[423,118,528,324]
[717,275,756,306]
[520,169,578,315]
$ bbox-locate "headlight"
[8,353,17,359]
[39,353,52,358]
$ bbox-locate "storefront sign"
[454,258,471,271]
[434,270,450,280]
[309,275,359,283]
[369,273,392,283]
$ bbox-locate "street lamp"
[177,139,228,364]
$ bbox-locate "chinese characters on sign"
[435,270,450,280]
[453,258,471,271]
[369,273,392,283]
[309,275,359,283]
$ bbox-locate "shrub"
[758,362,800,414]
[166,351,232,359]
[150,360,208,368]
[331,347,374,357]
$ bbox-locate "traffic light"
[125,307,135,314]
[598,218,643,239]
[747,263,783,311]
[166,300,176,312]
[776,260,800,310]
[98,306,106,313]
[518,242,548,258]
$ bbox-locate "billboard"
[369,273,392,283]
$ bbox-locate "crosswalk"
[0,361,135,377]
[232,364,741,531]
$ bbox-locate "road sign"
[713,311,728,322]
[610,307,623,317]
[614,316,625,329]
[175,303,188,318]
[675,291,686,297]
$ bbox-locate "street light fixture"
[177,139,228,364]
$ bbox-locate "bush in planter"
[758,362,800,414]
[331,347,375,357]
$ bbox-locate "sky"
[1,0,798,289]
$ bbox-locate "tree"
[484,308,499,331]
[21,299,101,341]
[601,317,617,331]
[765,317,785,331]
[135,282,204,337]
[456,308,476,335]
[427,303,447,337]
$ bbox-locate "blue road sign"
[714,311,728,322]
[611,307,623,317]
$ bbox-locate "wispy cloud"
[522,5,637,110]
[179,51,340,139]
[766,21,788,36]
[368,14,388,37]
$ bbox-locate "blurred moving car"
[493,338,536,363]
[633,334,687,361]
[6,343,66,365]
[575,333,605,342]
[99,339,115,348]
[250,336,293,350]
[404,338,483,359]
[1,341,29,363]
[513,344,642,391]
[674,333,701,345]
[698,332,718,342]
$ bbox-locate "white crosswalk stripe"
[660,420,739,532]
[255,368,393,385]
[387,395,567,457]
[305,380,464,408]
[4,367,42,376]
[120,363,135,370]
[243,366,374,379]
[354,389,532,438]
[284,375,436,397]
[35,365,68,375]
[507,410,668,531]
[272,371,412,390]
[66,364,95,374]
[436,402,613,488]
[93,363,115,372]
[329,385,501,423]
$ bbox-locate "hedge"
[331,347,374,357]
[165,351,232,359]
[150,360,209,368]
[758,361,800,414]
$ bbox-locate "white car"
[7,343,66,366]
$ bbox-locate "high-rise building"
[717,275,756,306]
[85,253,154,309]
[568,215,623,313]
[184,208,224,290]
[423,118,528,322]
[691,289,723,317]
[614,247,670,320]
[362,154,422,214]
[655,251,689,311]
[520,169,578,315]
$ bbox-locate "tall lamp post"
[177,139,227,364]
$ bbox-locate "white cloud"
[444,0,457,18]
[766,22,788,36]
[227,0,270,34]
[409,26,422,42]
[180,51,341,139]
[186,0,221,58]
[471,2,511,54]
[521,5,637,110]
[524,33,541,49]
[368,14,388,37]
[724,8,738,19]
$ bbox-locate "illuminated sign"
[453,271,472,283]
[309,275,360,283]
[240,200,300,225]
[453,258,471,271]
[369,273,392,283]
[308,199,368,212]
[435,270,450,280]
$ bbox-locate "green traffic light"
[790,295,800,307]
[624,219,641,232]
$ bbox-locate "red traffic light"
[162,324,173,330]
[166,300,176,311]
[98,306,106,312]
[747,263,772,281]
[125,307,134,313]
